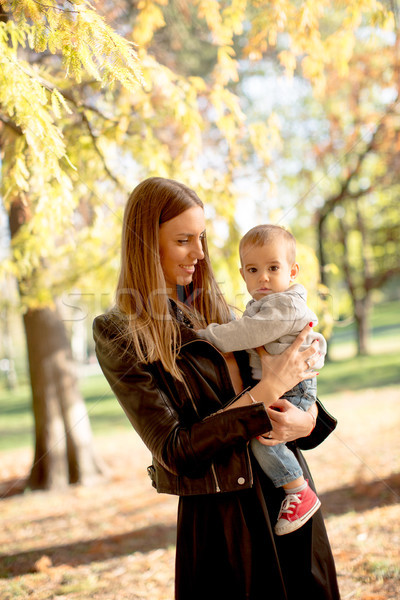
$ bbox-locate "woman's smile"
[180,263,196,272]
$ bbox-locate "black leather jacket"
[93,311,337,497]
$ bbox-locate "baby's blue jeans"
[250,379,316,488]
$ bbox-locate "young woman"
[93,177,340,600]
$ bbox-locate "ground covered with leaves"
[1,387,399,600]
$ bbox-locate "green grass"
[1,300,399,452]
[317,351,400,397]
[318,299,400,396]
[0,374,131,452]
[328,300,400,358]
[79,374,132,434]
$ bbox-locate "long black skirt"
[175,452,340,600]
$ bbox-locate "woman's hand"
[228,323,321,414]
[256,323,320,399]
[257,399,317,446]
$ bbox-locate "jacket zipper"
[178,365,221,493]
[246,445,254,487]
[179,338,249,493]
[181,375,200,419]
[180,369,221,493]
[156,359,200,419]
[180,338,248,411]
[211,461,221,493]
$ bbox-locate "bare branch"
[0,115,23,136]
[31,0,87,15]
[80,112,124,189]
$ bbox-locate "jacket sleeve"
[93,316,272,478]
[197,295,309,353]
[296,399,338,450]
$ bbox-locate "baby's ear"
[239,267,245,281]
[290,263,299,280]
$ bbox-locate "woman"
[93,177,340,600]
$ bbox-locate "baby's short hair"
[239,224,296,265]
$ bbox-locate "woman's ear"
[290,263,299,281]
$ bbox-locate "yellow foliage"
[278,50,297,77]
[248,113,282,166]
[2,0,144,89]
[133,0,166,47]
[0,0,396,310]
[197,0,225,44]
[215,46,240,84]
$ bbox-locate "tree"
[0,0,144,489]
[310,37,400,354]
[0,0,395,489]
[231,4,399,354]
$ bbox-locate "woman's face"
[159,205,206,297]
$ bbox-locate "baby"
[198,224,327,535]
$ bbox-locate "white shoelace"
[280,492,302,515]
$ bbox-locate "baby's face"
[240,240,298,301]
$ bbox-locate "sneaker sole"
[274,498,321,536]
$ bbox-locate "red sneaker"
[274,482,321,536]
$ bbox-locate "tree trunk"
[336,209,372,356]
[315,213,333,362]
[24,304,106,490]
[316,214,328,287]
[8,195,106,491]
[354,296,371,356]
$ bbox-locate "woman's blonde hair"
[116,177,231,379]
